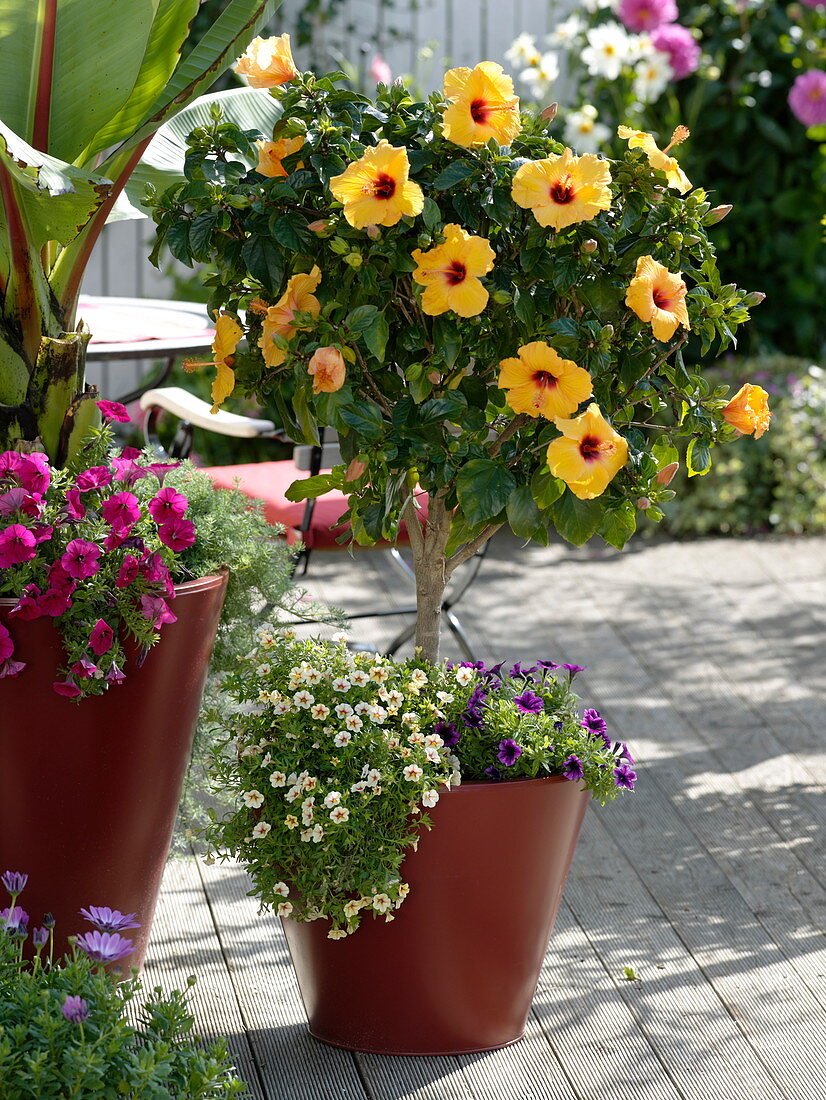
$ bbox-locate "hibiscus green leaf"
[513,287,536,328]
[686,438,712,477]
[346,305,380,332]
[456,459,516,527]
[165,219,192,265]
[531,466,565,509]
[432,160,478,190]
[507,486,542,540]
[599,501,637,550]
[240,235,283,293]
[292,385,320,446]
[340,402,385,441]
[363,311,390,362]
[270,212,312,253]
[422,197,441,231]
[552,491,602,546]
[284,473,337,502]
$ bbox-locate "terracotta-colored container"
[281,775,589,1055]
[0,573,227,967]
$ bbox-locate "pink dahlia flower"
[617,0,677,32]
[651,24,701,80]
[788,70,826,128]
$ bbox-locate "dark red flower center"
[444,261,467,286]
[579,435,603,461]
[470,98,491,124]
[550,180,575,204]
[373,172,396,200]
[533,370,558,389]
[652,288,671,308]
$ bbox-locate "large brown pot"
[0,573,227,967]
[281,775,589,1055]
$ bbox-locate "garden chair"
[139,386,483,659]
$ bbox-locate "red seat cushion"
[202,460,428,549]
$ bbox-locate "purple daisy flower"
[0,905,29,933]
[613,763,638,790]
[497,739,523,767]
[74,929,134,963]
[562,755,585,781]
[2,870,28,897]
[61,995,90,1023]
[79,906,141,933]
[513,690,544,714]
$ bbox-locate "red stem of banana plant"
[33,0,59,152]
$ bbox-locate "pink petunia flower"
[140,552,170,584]
[89,619,114,655]
[70,658,98,679]
[96,400,131,423]
[75,466,113,493]
[60,539,102,579]
[651,23,701,80]
[37,589,74,617]
[617,0,677,32]
[0,622,14,661]
[13,453,51,496]
[0,658,25,678]
[52,678,81,698]
[101,491,141,533]
[139,595,177,627]
[0,488,41,518]
[0,525,37,567]
[116,554,141,589]
[789,70,826,127]
[148,488,188,525]
[8,585,43,621]
[64,488,86,521]
[47,562,77,596]
[157,516,196,551]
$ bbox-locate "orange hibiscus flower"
[257,267,322,368]
[255,136,304,178]
[308,347,347,394]
[184,313,243,413]
[497,342,593,420]
[235,34,298,88]
[546,403,628,500]
[625,255,690,342]
[722,384,771,438]
[617,125,691,194]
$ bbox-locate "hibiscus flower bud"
[345,458,366,481]
[365,225,381,240]
[636,497,651,510]
[540,102,558,121]
[655,461,679,486]
[581,239,598,254]
[741,291,766,308]
[344,253,363,268]
[707,204,733,224]
[307,219,329,234]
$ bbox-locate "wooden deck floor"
[146,533,826,1100]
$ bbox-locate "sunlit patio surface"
[147,532,826,1099]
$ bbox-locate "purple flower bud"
[2,870,28,897]
[61,995,90,1023]
[32,926,49,948]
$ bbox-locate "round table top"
[79,295,215,361]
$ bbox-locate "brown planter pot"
[281,775,589,1055]
[0,573,227,967]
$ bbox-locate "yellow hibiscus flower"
[411,224,495,317]
[625,255,690,342]
[257,267,322,368]
[618,125,691,194]
[722,383,771,438]
[330,141,424,229]
[254,136,304,178]
[497,342,593,420]
[441,62,522,148]
[511,149,612,231]
[183,313,243,413]
[235,33,298,88]
[546,403,628,500]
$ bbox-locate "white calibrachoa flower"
[422,789,440,808]
[334,702,354,719]
[401,712,420,728]
[350,780,367,793]
[293,689,314,708]
[354,701,373,716]
[424,733,444,748]
[273,881,290,897]
[343,899,363,920]
[454,666,474,686]
[242,790,265,808]
[285,784,302,803]
[409,669,429,687]
[350,669,369,686]
[403,764,424,782]
[311,703,331,721]
[332,678,351,692]
[372,893,393,913]
[304,667,323,685]
[329,806,350,824]
[270,770,287,787]
[273,699,291,715]
[386,689,404,708]
[369,665,390,683]
[256,663,271,675]
[277,901,293,917]
[284,814,299,829]
[323,791,342,808]
[328,928,348,939]
[371,705,387,724]
[345,714,363,732]
[425,746,441,763]
[365,768,382,787]
[334,730,352,747]
[300,824,324,843]
[252,821,272,839]
[436,691,454,704]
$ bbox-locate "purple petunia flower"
[0,905,29,933]
[2,871,27,897]
[139,595,177,628]
[509,662,537,680]
[535,660,559,671]
[514,690,544,714]
[582,708,610,747]
[651,23,701,80]
[105,664,126,686]
[497,739,523,767]
[70,658,98,680]
[80,906,140,933]
[96,400,131,423]
[61,995,90,1023]
[615,742,635,765]
[562,755,585,781]
[74,929,134,963]
[561,663,586,678]
[484,765,502,781]
[613,763,638,790]
[434,720,460,747]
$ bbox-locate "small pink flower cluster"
[0,405,196,698]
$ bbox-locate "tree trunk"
[410,492,451,665]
